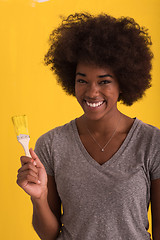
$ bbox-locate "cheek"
[106,88,120,100]
[103,86,114,96]
[74,84,79,97]
[75,84,84,96]
[75,86,82,102]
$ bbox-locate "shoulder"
[136,119,160,154]
[138,119,160,140]
[35,119,76,147]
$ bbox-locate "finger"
[20,156,32,166]
[29,148,44,168]
[18,162,38,175]
[17,174,40,186]
[18,168,38,179]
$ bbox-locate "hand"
[17,148,48,200]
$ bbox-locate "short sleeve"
[34,132,54,176]
[150,151,160,180]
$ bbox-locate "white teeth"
[86,101,104,107]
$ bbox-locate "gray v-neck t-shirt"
[34,118,160,240]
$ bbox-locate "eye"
[76,79,87,84]
[99,80,111,85]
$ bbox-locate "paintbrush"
[12,115,31,157]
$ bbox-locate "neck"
[82,110,122,135]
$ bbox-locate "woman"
[17,13,160,240]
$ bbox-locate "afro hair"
[44,13,153,106]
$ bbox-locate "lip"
[84,100,106,109]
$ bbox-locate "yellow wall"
[0,0,159,239]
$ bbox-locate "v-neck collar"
[71,118,140,171]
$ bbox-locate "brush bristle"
[12,115,29,136]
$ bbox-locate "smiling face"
[75,62,121,121]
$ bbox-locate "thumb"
[29,148,44,168]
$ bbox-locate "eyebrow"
[76,72,113,78]
[98,74,113,78]
[76,72,86,77]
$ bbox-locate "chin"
[84,112,107,122]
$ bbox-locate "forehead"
[76,62,115,77]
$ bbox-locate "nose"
[86,83,99,99]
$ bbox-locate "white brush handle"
[18,136,31,157]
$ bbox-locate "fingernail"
[38,180,41,184]
[33,161,37,166]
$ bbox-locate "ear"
[118,92,122,102]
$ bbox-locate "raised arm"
[151,178,160,240]
[17,148,61,240]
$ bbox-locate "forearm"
[31,197,60,240]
